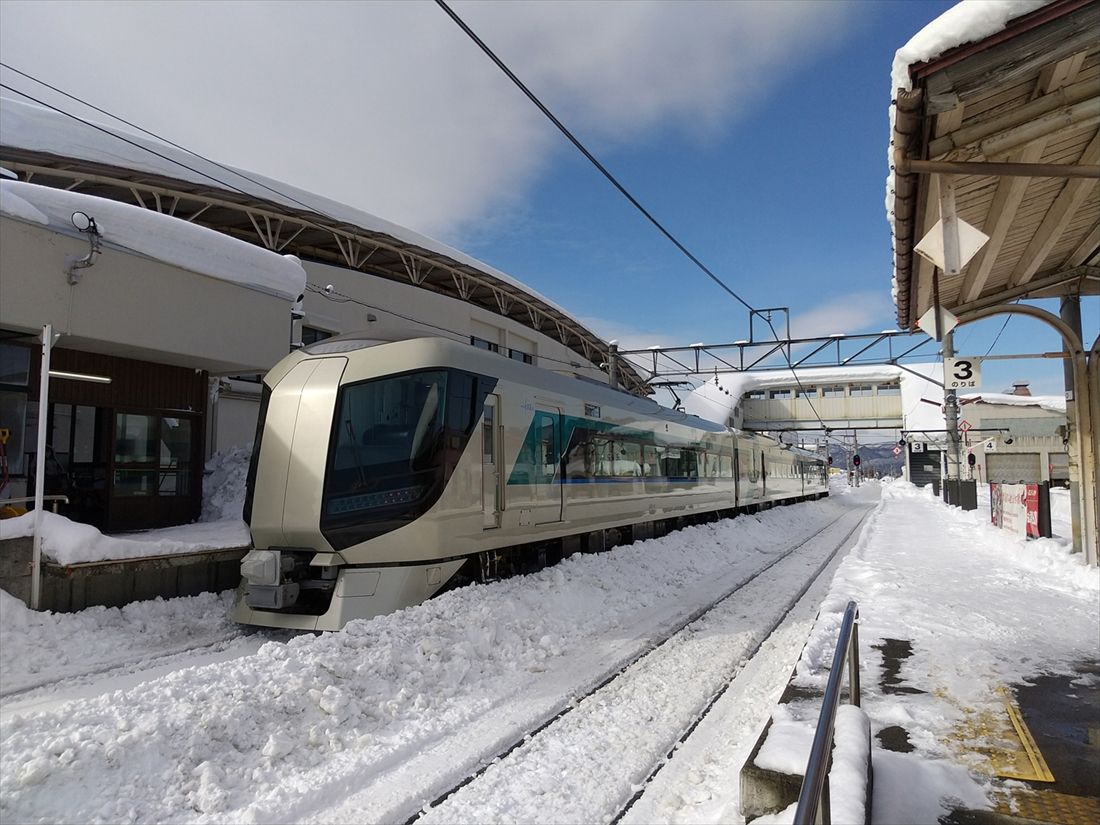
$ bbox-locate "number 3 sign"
[945,357,982,389]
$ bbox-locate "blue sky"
[1,0,1095,401]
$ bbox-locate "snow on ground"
[0,447,251,565]
[0,590,242,699]
[0,494,858,825]
[1,478,1094,824]
[759,480,1098,824]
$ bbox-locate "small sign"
[945,357,982,390]
[958,419,972,433]
[917,306,958,339]
[892,446,902,456]
[911,442,925,453]
[914,217,989,275]
[984,439,997,452]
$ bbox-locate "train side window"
[617,441,642,477]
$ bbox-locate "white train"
[233,334,828,631]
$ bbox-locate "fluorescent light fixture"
[49,369,111,384]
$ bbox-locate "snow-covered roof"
[886,0,1053,312]
[0,96,577,323]
[1,179,307,301]
[960,391,1067,414]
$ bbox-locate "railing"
[793,600,862,825]
[1,495,70,514]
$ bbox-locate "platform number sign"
[945,356,982,389]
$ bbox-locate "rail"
[793,600,862,825]
[1,495,70,513]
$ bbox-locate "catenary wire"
[433,0,756,314]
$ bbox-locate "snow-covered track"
[401,504,874,825]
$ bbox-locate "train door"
[482,395,501,529]
[533,405,563,524]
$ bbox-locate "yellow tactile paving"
[993,789,1100,825]
[947,688,1055,783]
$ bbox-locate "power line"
[433,0,756,314]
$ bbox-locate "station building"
[0,96,643,532]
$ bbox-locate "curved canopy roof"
[0,97,648,394]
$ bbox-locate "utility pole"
[942,330,962,504]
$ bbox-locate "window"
[471,336,499,353]
[796,386,817,398]
[769,389,792,400]
[509,349,534,364]
[849,385,873,397]
[301,326,333,346]
[745,390,765,400]
[0,341,30,475]
[112,413,193,498]
[822,386,845,398]
[877,383,901,396]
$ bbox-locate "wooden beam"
[1009,128,1100,287]
[960,141,1048,302]
[1063,221,1100,268]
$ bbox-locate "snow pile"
[0,589,240,696]
[201,446,251,522]
[0,179,306,302]
[0,499,847,824]
[0,511,249,566]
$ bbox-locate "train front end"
[232,336,494,631]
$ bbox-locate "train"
[233,334,829,631]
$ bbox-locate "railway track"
[402,504,873,825]
[294,502,873,825]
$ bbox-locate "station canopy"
[888,0,1099,330]
[0,96,648,395]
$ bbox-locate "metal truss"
[617,329,937,384]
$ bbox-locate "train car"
[234,334,827,631]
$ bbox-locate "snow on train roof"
[0,97,583,326]
[886,0,1052,306]
[1,179,307,301]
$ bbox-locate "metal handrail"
[1,495,70,513]
[793,600,862,825]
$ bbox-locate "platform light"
[48,369,111,384]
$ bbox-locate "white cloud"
[0,0,857,241]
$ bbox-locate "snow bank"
[0,511,249,565]
[201,446,251,522]
[0,589,240,696]
[0,179,306,301]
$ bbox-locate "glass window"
[0,390,28,475]
[301,326,333,346]
[769,389,792,400]
[482,403,494,463]
[509,349,534,364]
[73,406,97,463]
[471,336,499,353]
[615,441,642,477]
[877,383,901,396]
[745,391,765,400]
[0,343,30,385]
[115,414,158,463]
[850,385,873,397]
[822,386,845,398]
[796,386,817,398]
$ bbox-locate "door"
[533,406,563,524]
[482,395,501,528]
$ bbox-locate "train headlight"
[241,549,282,586]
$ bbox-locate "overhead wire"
[433,0,755,314]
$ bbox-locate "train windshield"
[320,369,491,550]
